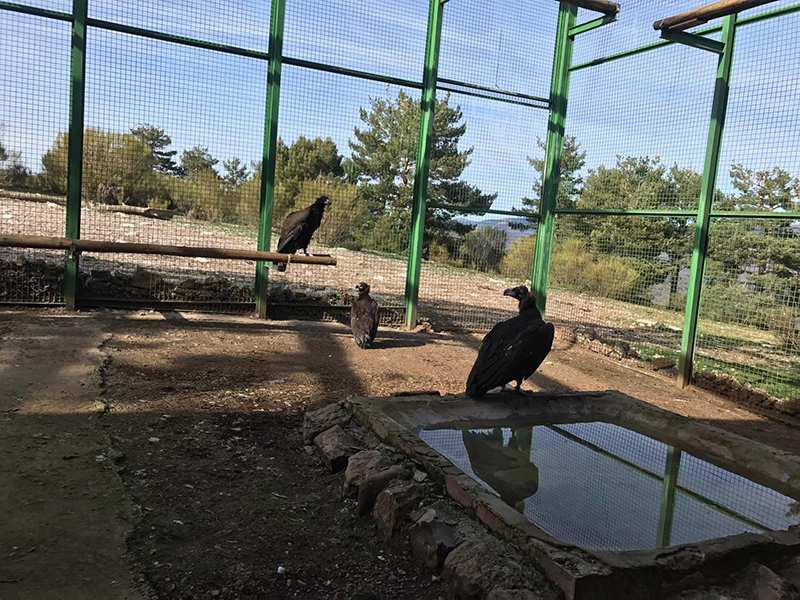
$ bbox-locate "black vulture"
[350,282,378,349]
[275,195,331,271]
[466,286,555,398]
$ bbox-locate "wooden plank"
[654,0,778,31]
[0,234,337,266]
[559,0,619,15]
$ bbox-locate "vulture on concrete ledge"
[466,286,555,398]
[275,195,331,271]
[351,282,378,349]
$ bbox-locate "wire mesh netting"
[89,0,272,54]
[75,24,267,308]
[283,0,428,82]
[572,1,725,68]
[416,0,555,330]
[419,421,800,551]
[695,218,799,400]
[548,214,694,359]
[0,10,70,303]
[266,66,418,324]
[0,0,798,401]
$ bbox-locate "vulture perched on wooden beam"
[466,286,554,398]
[351,282,378,349]
[275,195,331,271]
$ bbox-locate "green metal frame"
[254,0,287,319]
[678,14,738,388]
[64,0,88,310]
[403,0,445,329]
[531,3,577,316]
[568,12,617,37]
[570,2,800,72]
[656,445,682,548]
[660,29,725,54]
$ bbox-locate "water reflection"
[419,422,800,551]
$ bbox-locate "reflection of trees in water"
[461,427,538,512]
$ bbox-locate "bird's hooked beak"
[503,286,529,301]
[322,197,332,206]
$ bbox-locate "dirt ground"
[1,307,799,600]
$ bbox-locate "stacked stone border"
[310,391,800,600]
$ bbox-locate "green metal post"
[531,3,577,316]
[403,0,445,329]
[64,0,87,310]
[657,446,682,548]
[678,14,737,388]
[254,0,286,319]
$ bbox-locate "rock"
[409,506,456,570]
[413,469,428,483]
[651,357,675,371]
[130,267,163,289]
[735,562,799,600]
[343,450,388,498]
[107,447,125,463]
[443,541,488,600]
[372,480,424,540]
[176,278,202,291]
[302,403,351,444]
[313,425,359,473]
[91,269,111,281]
[487,589,540,600]
[357,466,408,516]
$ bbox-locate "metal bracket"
[660,29,725,54]
[569,13,617,37]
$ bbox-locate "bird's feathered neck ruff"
[518,294,542,318]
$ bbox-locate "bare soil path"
[1,307,797,599]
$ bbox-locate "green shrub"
[551,238,638,301]
[500,235,536,281]
[459,226,507,272]
[700,283,778,329]
[585,255,639,301]
[551,238,593,289]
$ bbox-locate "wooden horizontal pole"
[654,0,777,31]
[559,0,620,15]
[0,234,337,266]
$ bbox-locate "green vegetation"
[2,101,797,399]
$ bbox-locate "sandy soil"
[2,307,798,599]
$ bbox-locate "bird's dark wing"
[466,318,553,397]
[277,207,310,254]
[351,297,379,348]
[518,322,554,382]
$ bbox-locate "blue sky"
[1,0,798,219]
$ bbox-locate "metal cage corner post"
[254,0,286,319]
[531,2,578,316]
[403,0,445,329]
[678,14,739,388]
[64,0,88,310]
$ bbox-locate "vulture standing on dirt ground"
[275,195,331,271]
[466,286,555,398]
[351,282,379,349]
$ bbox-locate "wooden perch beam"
[0,234,337,266]
[559,0,620,15]
[653,0,778,31]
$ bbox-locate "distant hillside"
[456,216,535,249]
